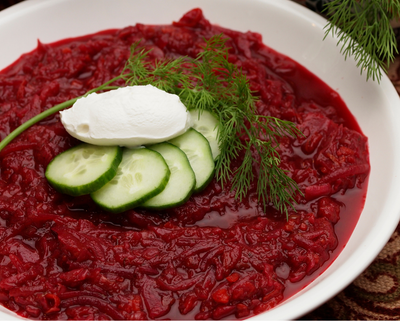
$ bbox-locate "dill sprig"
[0,35,301,216]
[323,0,400,82]
[122,35,301,215]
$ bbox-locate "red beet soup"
[0,9,369,320]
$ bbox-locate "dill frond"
[120,35,301,216]
[323,0,400,82]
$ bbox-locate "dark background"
[0,0,22,11]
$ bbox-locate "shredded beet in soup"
[0,9,369,320]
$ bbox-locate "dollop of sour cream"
[60,85,192,147]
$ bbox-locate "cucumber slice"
[45,144,122,197]
[91,148,170,213]
[142,142,196,209]
[190,109,220,160]
[169,128,215,193]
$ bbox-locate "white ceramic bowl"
[1,0,400,320]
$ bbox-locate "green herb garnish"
[323,0,400,82]
[0,35,301,216]
[122,35,301,214]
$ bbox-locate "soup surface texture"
[0,8,370,320]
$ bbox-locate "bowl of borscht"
[0,0,400,320]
